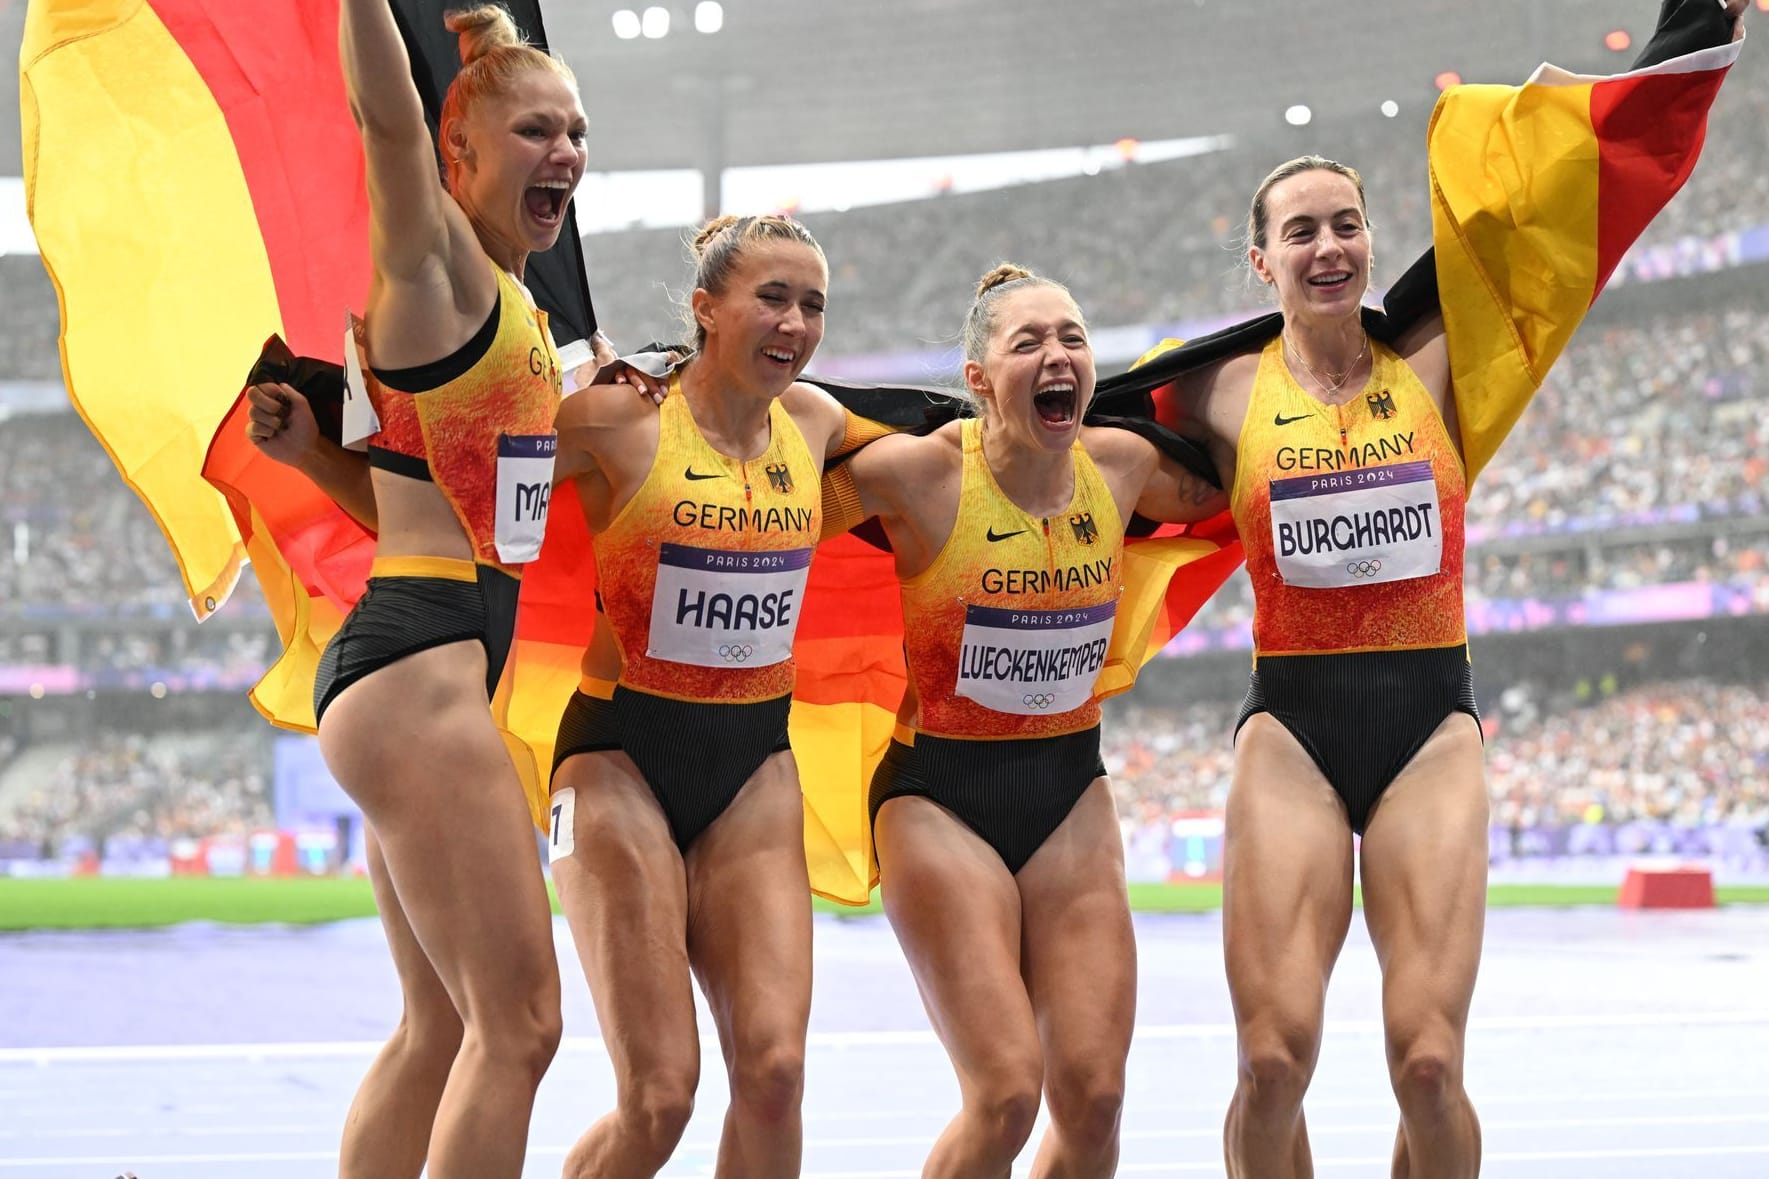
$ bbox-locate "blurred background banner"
[2,0,1765,886]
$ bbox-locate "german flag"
[1428,2,1742,481]
[20,0,371,623]
[21,0,590,738]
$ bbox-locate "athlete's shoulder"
[780,379,841,415]
[556,381,660,433]
[845,418,960,503]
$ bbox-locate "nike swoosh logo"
[1274,412,1311,426]
[986,527,1028,543]
[683,467,724,481]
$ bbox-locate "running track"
[3,908,1767,1176]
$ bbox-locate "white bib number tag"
[494,433,557,565]
[341,314,379,451]
[955,601,1116,716]
[548,787,575,864]
[1270,459,1442,588]
[646,543,812,669]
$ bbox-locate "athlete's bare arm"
[553,382,663,531]
[1081,426,1228,528]
[842,422,965,579]
[1165,350,1260,496]
[340,0,491,363]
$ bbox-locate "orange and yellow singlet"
[898,418,1124,740]
[591,376,823,703]
[1231,337,1467,659]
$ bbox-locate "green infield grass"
[3,877,1766,931]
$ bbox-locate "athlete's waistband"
[582,673,790,708]
[892,718,1100,747]
[1252,638,1470,666]
[370,555,521,583]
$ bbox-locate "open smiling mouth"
[524,182,569,226]
[1034,382,1077,426]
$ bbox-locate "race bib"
[646,543,812,668]
[955,601,1116,716]
[493,433,557,565]
[1270,459,1442,588]
[547,787,575,864]
[341,314,380,451]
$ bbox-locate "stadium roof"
[4,0,1685,176]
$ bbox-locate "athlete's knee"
[467,989,563,1086]
[391,1005,464,1075]
[1389,1038,1463,1116]
[729,1040,805,1125]
[1044,1062,1125,1153]
[967,1066,1043,1157]
[1237,1024,1318,1115]
[622,1070,698,1162]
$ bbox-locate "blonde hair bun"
[691,215,744,258]
[445,5,526,66]
[976,263,1035,300]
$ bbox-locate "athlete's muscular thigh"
[1223,715,1355,1025]
[684,750,812,1030]
[1358,714,1487,1012]
[551,749,700,1082]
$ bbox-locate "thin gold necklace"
[1284,331,1369,399]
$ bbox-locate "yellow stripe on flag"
[21,0,283,617]
[791,698,896,905]
[1428,80,1600,484]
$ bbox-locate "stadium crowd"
[0,730,273,860]
[8,675,1763,864]
[583,80,1769,356]
[1104,679,1769,834]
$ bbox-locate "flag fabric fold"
[1429,25,1740,481]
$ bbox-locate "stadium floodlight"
[1605,30,1632,52]
[1284,104,1312,127]
[1434,71,1462,91]
[642,6,670,38]
[695,1,724,34]
[1381,100,1400,118]
[611,9,641,39]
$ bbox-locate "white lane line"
[5,1008,1765,1065]
[7,1143,1768,1172]
[8,1103,1769,1144]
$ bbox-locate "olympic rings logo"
[1023,693,1057,710]
[1346,559,1383,579]
[718,644,755,663]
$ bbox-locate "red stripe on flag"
[148,0,370,359]
[513,489,600,644]
[205,390,375,609]
[1589,67,1727,298]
